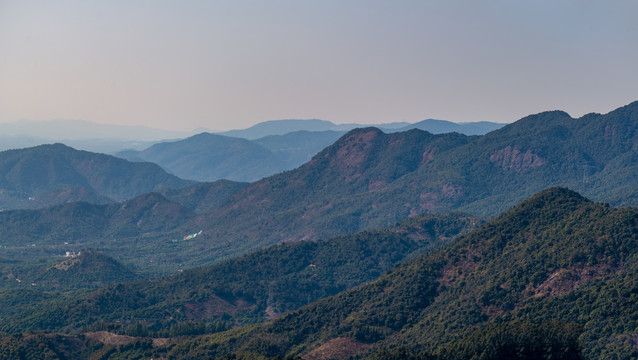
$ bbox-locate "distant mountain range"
[116,133,287,182]
[0,119,205,154]
[0,119,198,141]
[0,144,193,209]
[117,119,503,183]
[0,118,503,154]
[217,118,504,139]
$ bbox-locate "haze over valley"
[1,1,637,358]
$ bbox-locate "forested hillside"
[159,188,638,359]
[176,101,638,266]
[0,144,193,210]
[0,212,481,335]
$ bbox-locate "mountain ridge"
[0,143,194,210]
[157,188,638,359]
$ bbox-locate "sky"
[1,1,637,132]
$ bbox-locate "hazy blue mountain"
[117,131,346,182]
[2,101,638,274]
[0,119,198,141]
[218,118,505,139]
[389,119,504,135]
[116,133,285,182]
[0,119,206,153]
[120,119,500,183]
[253,130,345,168]
[218,119,336,139]
[0,143,193,209]
[0,135,162,154]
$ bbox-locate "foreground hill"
[1,212,481,335]
[0,188,629,359]
[155,188,638,359]
[0,144,193,209]
[0,250,139,328]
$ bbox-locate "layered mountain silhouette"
[174,100,638,265]
[117,131,346,182]
[117,133,286,182]
[217,118,504,139]
[116,120,503,183]
[1,102,638,271]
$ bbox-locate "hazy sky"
[1,1,637,131]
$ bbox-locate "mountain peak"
[496,187,590,225]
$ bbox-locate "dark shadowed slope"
[162,188,638,359]
[0,143,193,209]
[0,192,194,247]
[158,180,249,214]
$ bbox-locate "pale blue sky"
[1,0,636,131]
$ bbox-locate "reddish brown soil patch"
[303,337,371,360]
[152,337,171,348]
[490,146,544,171]
[441,184,462,198]
[84,331,137,346]
[183,295,253,321]
[421,147,436,164]
[438,246,483,287]
[332,129,380,181]
[479,303,505,317]
[529,264,615,298]
[368,180,387,191]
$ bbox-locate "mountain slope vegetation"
[0,144,193,210]
[2,188,630,359]
[158,188,638,359]
[2,102,638,275]
[158,180,249,214]
[180,101,638,264]
[0,212,481,335]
